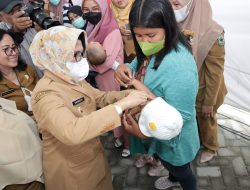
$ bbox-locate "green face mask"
[138,39,165,56]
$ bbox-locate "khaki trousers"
[197,112,218,153]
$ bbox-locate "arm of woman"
[122,110,147,139]
[89,82,131,108]
[32,91,122,146]
[91,29,124,74]
[32,88,149,146]
[161,68,198,125]
[114,58,138,86]
[130,79,156,99]
[88,81,150,110]
[203,39,226,117]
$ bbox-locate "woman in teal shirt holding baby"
[115,0,199,189]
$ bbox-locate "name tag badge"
[72,97,85,106]
[1,89,15,97]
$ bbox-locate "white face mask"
[66,58,89,82]
[21,87,32,112]
[174,0,193,23]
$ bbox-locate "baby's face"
[112,0,129,9]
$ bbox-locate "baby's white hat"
[138,97,183,140]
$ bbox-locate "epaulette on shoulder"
[182,29,194,44]
[33,91,52,103]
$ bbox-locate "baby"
[86,42,107,66]
[85,42,107,88]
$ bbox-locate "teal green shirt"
[128,44,200,166]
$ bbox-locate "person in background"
[0,0,32,32]
[169,0,227,164]
[29,26,150,190]
[115,0,200,189]
[110,0,136,63]
[0,29,38,115]
[67,5,87,29]
[82,0,123,91]
[82,0,128,156]
[62,0,84,27]
[0,97,44,190]
[45,0,67,22]
[0,0,43,78]
[62,0,74,26]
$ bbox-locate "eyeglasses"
[74,51,84,62]
[2,45,19,56]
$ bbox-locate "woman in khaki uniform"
[29,26,150,190]
[0,29,38,116]
[169,0,228,163]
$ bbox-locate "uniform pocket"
[76,151,107,190]
[67,139,101,168]
[68,150,95,168]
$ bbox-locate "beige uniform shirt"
[0,65,38,115]
[32,71,130,190]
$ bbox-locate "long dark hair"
[0,29,27,81]
[129,0,191,71]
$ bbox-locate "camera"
[20,1,61,29]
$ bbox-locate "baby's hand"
[128,78,138,86]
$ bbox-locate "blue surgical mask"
[72,17,86,29]
[49,0,61,6]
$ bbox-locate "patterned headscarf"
[29,26,87,84]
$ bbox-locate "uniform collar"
[44,70,90,95]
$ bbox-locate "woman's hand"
[202,105,214,118]
[114,90,150,111]
[114,64,133,87]
[120,26,132,36]
[122,111,147,139]
[11,11,33,32]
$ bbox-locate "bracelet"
[114,105,123,116]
